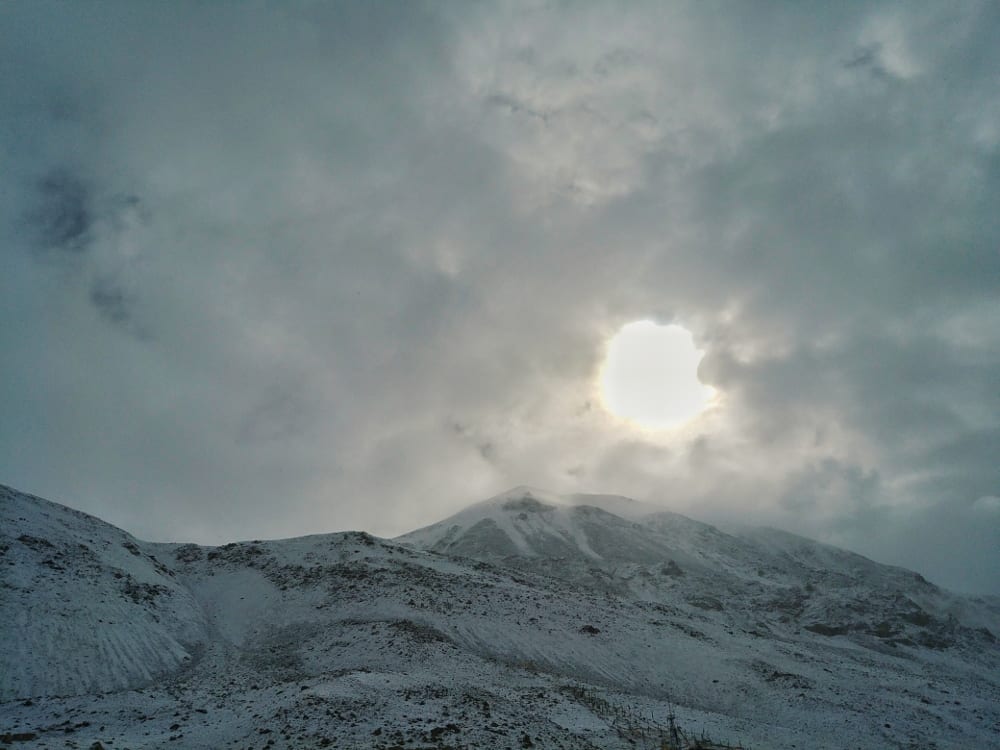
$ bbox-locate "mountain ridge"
[2,481,999,749]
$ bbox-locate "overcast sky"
[2,1,998,594]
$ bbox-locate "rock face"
[2,482,999,750]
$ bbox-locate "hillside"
[0,485,207,701]
[2,483,998,749]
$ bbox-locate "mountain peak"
[485,485,562,506]
[396,487,688,564]
[500,494,556,513]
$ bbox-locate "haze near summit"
[1,2,998,594]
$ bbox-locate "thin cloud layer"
[1,2,997,593]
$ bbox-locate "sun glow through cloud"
[600,321,714,430]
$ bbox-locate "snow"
[0,485,206,701]
[2,482,999,749]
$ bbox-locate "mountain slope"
[0,485,207,700]
[398,487,999,656]
[2,482,999,750]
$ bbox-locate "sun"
[600,320,714,430]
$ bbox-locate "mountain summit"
[2,482,999,749]
[397,486,679,562]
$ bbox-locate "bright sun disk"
[600,320,714,429]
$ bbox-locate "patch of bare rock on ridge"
[2,483,999,749]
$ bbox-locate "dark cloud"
[1,1,997,593]
[88,278,131,325]
[31,168,91,251]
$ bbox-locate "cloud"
[1,1,998,593]
[30,168,92,251]
[972,496,1000,515]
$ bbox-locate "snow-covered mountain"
[2,482,998,749]
[398,486,1000,654]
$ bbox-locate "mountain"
[398,486,1000,652]
[2,483,998,749]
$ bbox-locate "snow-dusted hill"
[0,485,207,701]
[2,483,999,749]
[399,487,1000,653]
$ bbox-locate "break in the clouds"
[1,2,998,594]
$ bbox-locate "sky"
[2,1,998,595]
